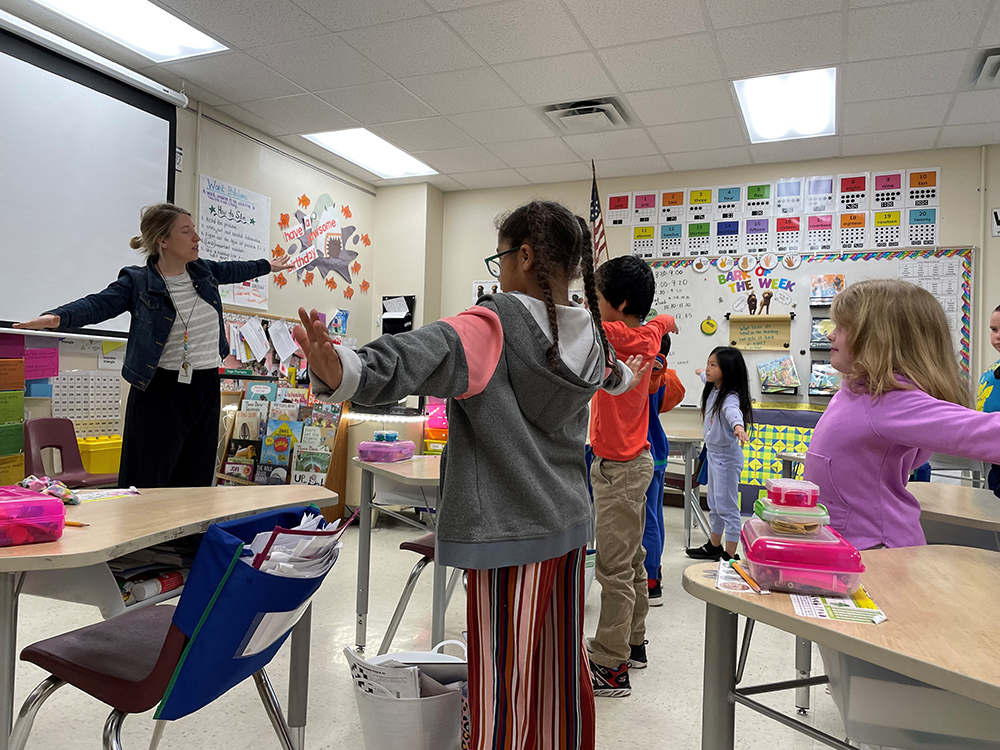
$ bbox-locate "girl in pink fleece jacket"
[805,279,1000,550]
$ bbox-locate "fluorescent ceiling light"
[733,67,837,144]
[304,129,437,180]
[29,0,227,62]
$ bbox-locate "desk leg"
[356,470,373,653]
[287,604,311,750]
[794,637,812,715]
[0,572,16,750]
[701,604,737,750]
[683,443,694,549]
[782,459,793,479]
[431,536,446,648]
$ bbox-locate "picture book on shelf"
[809,362,841,396]
[276,387,310,404]
[240,400,269,438]
[254,463,288,485]
[810,274,846,305]
[269,402,300,423]
[291,447,332,486]
[233,411,261,442]
[221,461,254,486]
[758,355,800,394]
[227,439,262,465]
[261,419,304,467]
[306,403,341,429]
[810,318,834,350]
[245,382,277,402]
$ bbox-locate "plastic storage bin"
[764,478,819,507]
[424,428,448,442]
[426,397,448,431]
[754,498,830,534]
[358,440,415,463]
[0,486,65,547]
[741,517,864,596]
[77,435,123,474]
[424,439,446,455]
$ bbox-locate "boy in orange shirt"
[589,256,677,697]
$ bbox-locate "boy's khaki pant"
[590,450,654,668]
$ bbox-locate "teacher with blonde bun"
[16,203,291,488]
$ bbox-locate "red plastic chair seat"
[399,532,435,560]
[23,418,120,489]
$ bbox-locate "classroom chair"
[9,506,336,750]
[23,417,118,488]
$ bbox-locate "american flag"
[589,162,608,268]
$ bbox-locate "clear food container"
[754,498,830,534]
[741,517,864,596]
[0,486,65,547]
[765,477,820,507]
[358,440,415,463]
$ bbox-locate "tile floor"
[11,506,854,749]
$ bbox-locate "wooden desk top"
[683,545,1000,709]
[777,451,807,463]
[352,455,441,486]
[910,483,1000,532]
[0,485,336,573]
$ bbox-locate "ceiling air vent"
[538,97,632,135]
[964,47,1000,90]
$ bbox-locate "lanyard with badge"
[160,271,199,385]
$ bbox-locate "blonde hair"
[831,278,969,406]
[129,203,190,260]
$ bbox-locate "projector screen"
[0,28,175,335]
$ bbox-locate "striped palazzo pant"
[466,547,596,750]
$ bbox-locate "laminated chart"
[775,178,804,215]
[687,221,712,255]
[805,175,836,214]
[715,186,743,220]
[744,182,773,217]
[658,223,683,257]
[837,173,870,212]
[837,213,868,251]
[744,218,773,254]
[659,190,685,223]
[806,214,834,252]
[907,208,939,246]
[606,192,631,226]
[872,170,904,210]
[775,217,802,253]
[872,211,902,249]
[906,168,940,207]
[687,188,714,221]
[631,225,656,259]
[714,220,742,255]
[632,191,658,224]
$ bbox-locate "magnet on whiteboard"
[781,253,802,270]
[701,316,718,336]
[692,257,709,273]
[738,255,757,272]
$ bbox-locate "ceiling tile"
[715,14,842,79]
[938,122,1000,147]
[215,103,292,137]
[442,0,587,64]
[373,118,477,151]
[517,162,591,183]
[414,145,509,172]
[706,0,842,29]
[666,146,752,172]
[562,129,659,160]
[494,52,617,104]
[843,50,968,102]
[139,68,232,106]
[563,0,705,47]
[947,90,1000,125]
[240,94,358,134]
[160,51,303,103]
[627,82,738,126]
[847,0,990,62]
[842,94,952,134]
[841,128,939,155]
[42,16,155,70]
[0,0,60,28]
[749,136,841,164]
[648,118,746,153]
[599,35,723,92]
[486,138,579,168]
[451,169,531,189]
[318,81,436,124]
[400,68,522,115]
[157,0,324,48]
[449,107,554,143]
[340,16,481,77]
[291,0,431,33]
[981,1,1000,45]
[377,174,467,190]
[593,155,670,178]
[245,35,388,91]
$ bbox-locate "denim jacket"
[48,258,270,391]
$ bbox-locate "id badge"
[178,362,193,385]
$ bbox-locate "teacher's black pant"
[119,368,220,488]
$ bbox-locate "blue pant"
[642,465,667,580]
[706,447,744,544]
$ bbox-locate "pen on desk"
[730,561,764,594]
[64,521,89,528]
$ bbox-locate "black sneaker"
[590,659,631,697]
[685,542,724,561]
[721,551,741,562]
[648,578,663,606]
[628,641,648,670]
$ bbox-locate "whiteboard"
[648,248,973,408]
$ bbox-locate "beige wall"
[372,183,430,331]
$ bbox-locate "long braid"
[577,217,618,381]
[525,202,561,367]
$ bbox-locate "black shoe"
[590,659,631,697]
[628,640,648,670]
[721,550,741,562]
[685,542,724,561]
[648,578,663,606]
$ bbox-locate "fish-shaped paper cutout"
[359,279,370,293]
[361,233,371,247]
[351,261,361,275]
[303,271,314,287]
[297,195,310,209]
[343,286,354,300]
[341,205,352,218]
[326,277,337,290]
[273,273,287,288]
[272,244,285,259]
[278,213,290,229]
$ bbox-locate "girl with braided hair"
[297,200,646,750]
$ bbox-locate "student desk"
[664,429,708,548]
[352,456,446,653]
[910,482,1000,551]
[682,545,1000,750]
[778,450,806,478]
[0,484,335,750]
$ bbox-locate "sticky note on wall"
[24,348,58,380]
[0,423,23,455]
[0,391,24,424]
[0,454,24,484]
[0,360,25,392]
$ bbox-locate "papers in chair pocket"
[241,508,357,578]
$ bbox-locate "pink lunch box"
[357,440,415,463]
[765,478,820,507]
[741,517,864,596]
[0,486,65,547]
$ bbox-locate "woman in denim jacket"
[15,203,291,488]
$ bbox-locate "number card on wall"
[744,182,773,217]
[838,173,869,212]
[838,212,867,251]
[873,170,904,210]
[806,214,834,252]
[607,192,632,226]
[775,178,804,215]
[715,220,742,255]
[687,221,712,255]
[906,168,940,208]
[632,191,657,224]
[715,186,742,220]
[872,211,902,248]
[687,188,714,221]
[658,223,683,257]
[907,208,939,246]
[660,190,685,223]
[806,175,836,214]
[631,225,655,258]
[744,218,772,254]
[775,217,802,253]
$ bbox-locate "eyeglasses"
[484,247,518,279]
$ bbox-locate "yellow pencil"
[64,520,89,528]
[730,561,763,594]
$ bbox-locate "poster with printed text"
[199,175,271,310]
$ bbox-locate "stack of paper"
[242,509,356,578]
